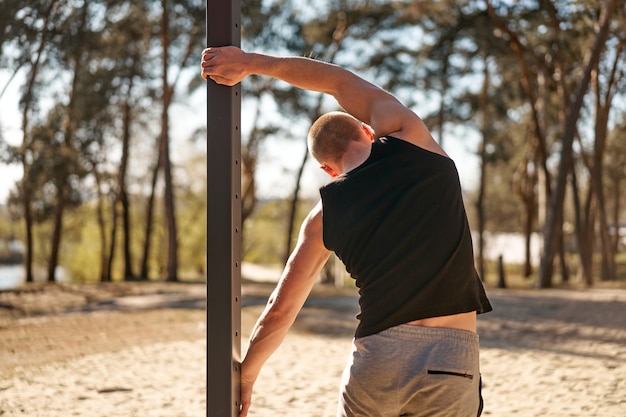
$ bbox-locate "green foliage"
[61,203,102,282]
[243,198,316,266]
[176,151,208,279]
[0,205,19,262]
[40,162,209,282]
[476,161,527,233]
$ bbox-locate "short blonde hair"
[307,111,362,164]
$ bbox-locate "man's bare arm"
[238,202,330,417]
[201,47,444,155]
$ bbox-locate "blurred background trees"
[0,0,624,287]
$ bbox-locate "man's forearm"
[245,54,352,96]
[244,53,392,124]
[242,291,297,370]
[203,46,419,139]
[202,47,395,125]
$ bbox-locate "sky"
[0,65,480,206]
[0,73,26,203]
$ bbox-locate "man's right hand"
[238,373,254,417]
[201,46,250,86]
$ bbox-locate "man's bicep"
[285,204,330,287]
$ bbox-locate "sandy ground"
[1,280,626,416]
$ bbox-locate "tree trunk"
[92,165,109,282]
[106,199,119,282]
[611,178,621,254]
[512,141,537,278]
[47,187,65,282]
[162,122,178,282]
[140,149,161,280]
[571,166,593,286]
[590,43,622,280]
[436,44,451,148]
[19,6,52,283]
[497,255,506,289]
[475,60,490,281]
[593,118,615,281]
[46,2,90,283]
[161,0,178,281]
[475,156,486,281]
[22,188,34,283]
[558,233,569,283]
[120,95,134,280]
[283,143,309,264]
[522,203,534,278]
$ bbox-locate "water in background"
[0,265,25,290]
[0,265,69,290]
[1,232,543,291]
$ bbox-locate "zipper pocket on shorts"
[427,370,474,380]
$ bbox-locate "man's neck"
[341,141,373,174]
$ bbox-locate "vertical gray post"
[206,0,241,416]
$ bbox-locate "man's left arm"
[239,201,330,417]
[201,46,446,156]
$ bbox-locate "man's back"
[321,136,491,338]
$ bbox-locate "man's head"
[307,111,373,177]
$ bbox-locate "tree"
[588,32,624,280]
[99,0,155,281]
[483,0,622,287]
[539,0,618,287]
[44,2,92,282]
[141,0,203,281]
[605,117,626,254]
[0,1,69,282]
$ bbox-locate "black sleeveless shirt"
[320,136,492,338]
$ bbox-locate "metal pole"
[206,0,241,416]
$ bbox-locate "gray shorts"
[337,324,483,417]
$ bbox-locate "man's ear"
[320,164,339,178]
[361,123,375,142]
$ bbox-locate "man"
[202,46,492,417]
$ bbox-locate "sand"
[1,281,626,416]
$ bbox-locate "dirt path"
[1,281,625,416]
